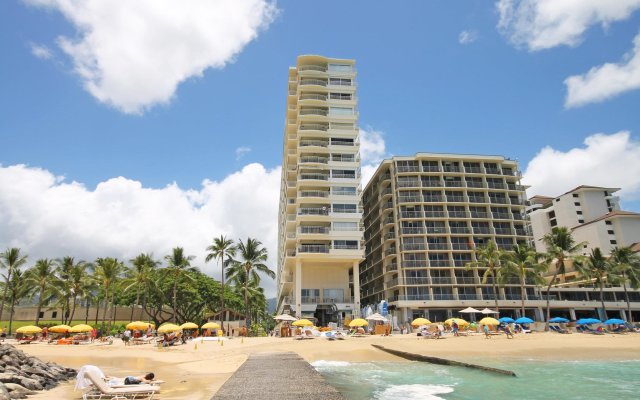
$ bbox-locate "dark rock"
[3,383,33,395]
[0,383,9,400]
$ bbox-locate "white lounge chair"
[82,370,159,399]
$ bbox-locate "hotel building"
[275,55,364,325]
[360,154,535,324]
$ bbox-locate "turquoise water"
[313,358,640,399]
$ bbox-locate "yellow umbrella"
[16,325,42,334]
[201,322,221,329]
[48,324,72,333]
[444,318,469,327]
[479,317,500,325]
[411,317,432,326]
[157,323,182,333]
[180,322,198,330]
[126,321,154,330]
[292,319,314,327]
[69,324,93,333]
[348,318,369,327]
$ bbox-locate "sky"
[1,1,640,298]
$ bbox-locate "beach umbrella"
[478,317,500,325]
[515,317,534,324]
[292,319,314,327]
[499,317,515,324]
[603,318,625,325]
[201,322,221,329]
[410,318,431,326]
[16,325,42,334]
[548,317,569,323]
[69,324,93,333]
[348,318,369,327]
[459,307,481,313]
[48,324,72,333]
[444,318,468,327]
[180,322,198,330]
[273,314,298,322]
[126,321,154,330]
[157,323,182,333]
[366,313,388,322]
[576,318,601,325]
[480,308,499,314]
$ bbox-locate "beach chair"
[82,370,159,400]
[304,330,316,339]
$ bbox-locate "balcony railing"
[402,243,426,251]
[449,227,470,234]
[299,140,328,147]
[298,245,330,253]
[466,181,484,188]
[333,244,359,250]
[397,180,420,188]
[456,277,476,284]
[485,168,501,174]
[433,294,455,300]
[468,197,487,203]
[422,166,441,172]
[426,227,447,234]
[487,182,505,189]
[300,79,327,86]
[298,208,329,216]
[384,232,396,240]
[429,261,450,267]
[389,294,431,301]
[490,198,509,204]
[494,228,513,235]
[470,212,489,218]
[331,155,355,162]
[473,227,491,234]
[424,211,446,218]
[431,277,453,284]
[452,243,472,251]
[448,211,468,218]
[443,166,461,172]
[423,180,444,187]
[405,277,430,285]
[299,226,329,234]
[428,243,449,250]
[400,211,422,218]
[299,109,328,116]
[300,174,329,181]
[298,65,327,72]
[299,94,327,101]
[403,260,426,268]
[465,167,483,173]
[398,196,422,203]
[458,294,479,300]
[447,196,465,202]
[300,156,329,164]
[424,196,444,202]
[396,166,420,173]
[385,248,397,256]
[332,173,357,179]
[492,213,510,219]
[300,190,329,198]
[444,181,463,187]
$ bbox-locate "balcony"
[386,262,398,271]
[448,211,468,218]
[429,261,450,267]
[422,166,441,172]
[446,196,465,202]
[453,260,470,267]
[380,187,392,196]
[433,294,455,300]
[444,181,464,187]
[424,196,444,203]
[299,123,329,131]
[383,217,395,225]
[299,140,329,148]
[300,173,329,181]
[468,197,487,203]
[465,167,483,173]
[456,277,476,284]
[300,156,329,164]
[428,243,450,250]
[458,294,479,300]
[402,243,426,251]
[389,294,431,302]
[298,65,327,72]
[422,180,444,187]
[330,140,355,147]
[298,208,329,216]
[299,226,330,234]
[449,227,470,234]
[299,109,328,117]
[298,245,330,253]
[490,198,509,204]
[300,79,327,86]
[443,166,461,173]
[400,211,422,219]
[333,244,359,250]
[515,229,528,236]
[492,213,510,219]
[398,196,422,203]
[424,211,446,218]
[485,168,501,174]
[426,227,447,234]
[470,211,489,218]
[405,277,430,285]
[403,260,426,268]
[299,94,327,101]
[452,243,472,251]
[494,228,513,235]
[300,190,329,198]
[331,155,355,162]
[431,277,453,284]
[487,182,505,189]
[396,166,420,173]
[332,173,358,180]
[473,227,491,234]
[384,232,396,240]
[385,248,397,256]
[397,180,420,188]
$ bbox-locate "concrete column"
[295,260,302,319]
[353,261,360,317]
[569,309,577,320]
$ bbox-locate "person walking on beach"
[483,324,490,339]
[452,321,459,337]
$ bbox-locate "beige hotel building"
[275,55,364,325]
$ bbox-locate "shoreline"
[16,333,640,399]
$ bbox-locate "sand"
[15,332,640,399]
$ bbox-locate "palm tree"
[93,258,124,332]
[465,241,508,311]
[575,248,609,320]
[124,253,159,321]
[25,259,58,325]
[205,236,236,332]
[66,259,90,323]
[0,248,28,323]
[164,247,196,323]
[501,243,546,317]
[542,227,587,331]
[227,238,274,332]
[54,257,88,324]
[608,246,640,322]
[5,269,29,335]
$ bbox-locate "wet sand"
[17,332,640,399]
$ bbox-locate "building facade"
[360,153,535,325]
[275,55,364,326]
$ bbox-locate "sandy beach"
[15,332,640,399]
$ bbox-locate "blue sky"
[1,1,640,294]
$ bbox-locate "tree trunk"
[69,296,77,324]
[130,290,140,322]
[520,276,526,317]
[35,286,45,325]
[544,270,559,332]
[109,292,116,331]
[101,289,109,333]
[599,280,607,320]
[492,280,499,312]
[0,268,12,323]
[85,297,90,324]
[172,274,178,323]
[622,279,631,322]
[9,296,16,335]
[221,255,225,333]
[95,295,100,325]
[244,284,249,336]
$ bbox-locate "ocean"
[312,358,640,399]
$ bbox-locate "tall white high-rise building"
[275,55,364,326]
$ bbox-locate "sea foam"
[311,360,351,368]
[376,384,454,400]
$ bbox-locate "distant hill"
[267,297,277,314]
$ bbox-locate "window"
[328,64,352,72]
[576,210,583,215]
[578,219,584,224]
[574,202,581,206]
[332,203,357,213]
[610,240,617,245]
[550,219,558,227]
[323,288,345,302]
[332,186,356,196]
[332,169,355,178]
[329,77,352,86]
[572,194,579,198]
[330,92,352,100]
[605,221,612,225]
[301,289,320,302]
[333,222,358,231]
[51,311,57,318]
[329,106,354,115]
[607,230,615,235]
[330,137,354,146]
[38,312,44,318]
[555,198,560,202]
[330,122,355,130]
[333,240,358,249]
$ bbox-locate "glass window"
[323,288,345,302]
[329,107,354,115]
[333,222,358,231]
[329,77,352,86]
[332,203,357,213]
[330,92,352,100]
[332,186,356,195]
[333,240,358,249]
[328,64,353,72]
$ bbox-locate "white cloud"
[29,43,53,60]
[496,0,640,51]
[359,128,387,187]
[565,33,640,107]
[24,0,277,114]
[458,30,478,45]
[523,131,640,201]
[235,146,252,160]
[0,163,281,296]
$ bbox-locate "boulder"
[3,383,33,396]
[0,383,10,400]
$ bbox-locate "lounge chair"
[132,335,154,345]
[82,370,159,399]
[549,325,571,334]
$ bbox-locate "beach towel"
[75,365,105,391]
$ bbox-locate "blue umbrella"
[548,317,569,323]
[515,317,534,324]
[603,318,625,325]
[499,317,515,323]
[576,318,601,325]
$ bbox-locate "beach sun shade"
[157,323,182,333]
[292,319,314,327]
[410,317,432,326]
[515,317,534,324]
[126,321,154,330]
[444,318,468,326]
[348,318,369,327]
[273,314,298,322]
[180,322,199,330]
[498,317,515,323]
[459,307,481,313]
[48,324,72,333]
[366,313,388,322]
[576,318,601,325]
[480,308,499,314]
[548,317,570,323]
[604,318,625,325]
[479,317,500,325]
[201,322,221,329]
[16,325,42,334]
[69,324,94,333]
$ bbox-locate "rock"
[0,383,10,400]
[3,383,33,395]
[18,377,42,391]
[0,375,18,384]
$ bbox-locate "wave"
[376,384,454,399]
[311,360,351,368]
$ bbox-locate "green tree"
[0,248,28,323]
[25,258,58,325]
[465,241,508,311]
[501,243,546,317]
[124,253,159,321]
[205,235,236,332]
[5,269,29,335]
[575,248,609,320]
[164,247,196,323]
[94,257,124,332]
[54,257,89,324]
[608,246,640,322]
[227,238,274,332]
[542,227,587,331]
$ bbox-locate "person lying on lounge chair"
[124,372,155,385]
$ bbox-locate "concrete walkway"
[212,352,345,400]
